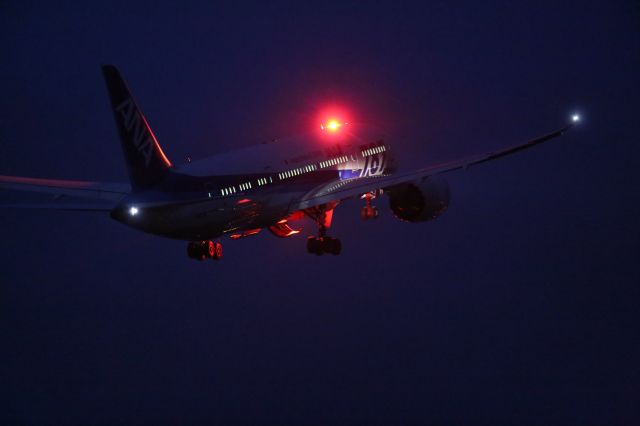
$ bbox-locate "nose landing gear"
[361,205,378,220]
[360,192,379,220]
[187,240,223,261]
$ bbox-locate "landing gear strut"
[361,192,379,220]
[187,240,223,261]
[306,204,341,256]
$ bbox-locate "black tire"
[212,242,223,260]
[307,236,322,255]
[204,240,215,258]
[321,237,341,255]
[306,236,315,253]
[329,238,342,255]
[187,242,199,259]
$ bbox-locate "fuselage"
[110,123,395,240]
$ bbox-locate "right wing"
[294,120,576,210]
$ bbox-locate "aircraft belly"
[159,195,290,240]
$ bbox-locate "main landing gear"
[187,240,223,261]
[306,204,341,256]
[360,191,379,220]
[307,236,341,256]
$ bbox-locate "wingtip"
[571,113,581,125]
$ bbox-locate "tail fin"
[101,65,172,190]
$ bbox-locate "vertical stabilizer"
[102,65,172,190]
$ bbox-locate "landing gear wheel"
[187,240,223,261]
[307,236,341,256]
[212,242,223,260]
[329,238,342,255]
[321,237,341,255]
[187,242,201,259]
[206,240,215,257]
[307,236,323,255]
[361,206,378,220]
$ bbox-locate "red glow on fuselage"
[229,228,262,240]
[268,221,302,238]
[286,211,305,221]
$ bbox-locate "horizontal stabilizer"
[0,202,114,211]
[0,175,129,201]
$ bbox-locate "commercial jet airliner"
[0,66,580,261]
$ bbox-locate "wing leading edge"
[294,120,577,210]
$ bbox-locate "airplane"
[0,65,580,261]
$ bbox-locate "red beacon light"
[320,119,345,132]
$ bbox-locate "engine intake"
[386,178,450,222]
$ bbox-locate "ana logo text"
[360,153,386,177]
[116,98,154,167]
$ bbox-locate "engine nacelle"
[386,178,450,222]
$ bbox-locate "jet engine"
[386,178,450,222]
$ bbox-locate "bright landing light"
[572,113,581,123]
[129,206,139,216]
[321,119,342,132]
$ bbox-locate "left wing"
[0,175,130,210]
[294,121,576,211]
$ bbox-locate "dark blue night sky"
[2,1,639,424]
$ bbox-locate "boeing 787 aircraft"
[0,66,579,261]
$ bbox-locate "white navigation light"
[129,206,139,216]
[572,114,580,123]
